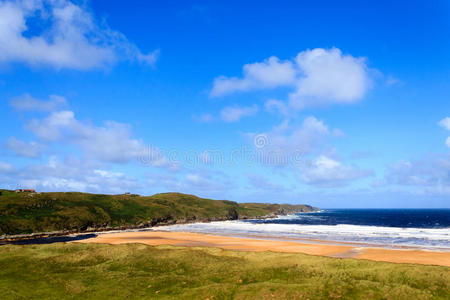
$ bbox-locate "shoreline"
[75,230,450,267]
[0,213,295,243]
[152,230,450,252]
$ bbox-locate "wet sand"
[77,231,450,267]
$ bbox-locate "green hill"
[0,189,317,236]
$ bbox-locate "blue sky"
[0,0,449,208]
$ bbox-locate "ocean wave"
[154,220,450,250]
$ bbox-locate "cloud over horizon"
[0,156,139,193]
[0,94,180,192]
[381,155,450,196]
[300,155,372,187]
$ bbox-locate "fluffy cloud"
[10,94,67,111]
[211,56,296,97]
[220,104,258,122]
[4,137,45,158]
[438,117,450,147]
[385,158,450,187]
[265,99,290,116]
[24,109,172,166]
[382,156,450,195]
[248,116,371,186]
[300,155,372,187]
[289,48,370,108]
[211,47,372,111]
[0,156,139,193]
[0,0,157,70]
[438,117,450,130]
[251,117,340,166]
[1,94,182,192]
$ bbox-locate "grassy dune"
[0,190,316,235]
[0,243,448,299]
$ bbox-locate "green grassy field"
[0,190,316,235]
[0,242,448,299]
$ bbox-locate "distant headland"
[0,189,318,240]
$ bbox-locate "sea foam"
[154,216,450,250]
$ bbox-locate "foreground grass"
[0,243,448,299]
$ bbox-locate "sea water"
[156,209,450,250]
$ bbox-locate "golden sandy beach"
[77,231,450,267]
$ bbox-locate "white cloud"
[264,99,290,116]
[211,56,296,97]
[0,0,157,70]
[4,137,45,157]
[23,109,173,167]
[211,47,372,111]
[386,158,450,187]
[10,94,67,111]
[300,155,372,187]
[220,104,258,122]
[26,110,77,141]
[289,48,371,109]
[251,117,339,166]
[26,110,144,163]
[438,117,450,130]
[383,155,450,195]
[248,117,370,187]
[438,117,450,147]
[0,156,139,193]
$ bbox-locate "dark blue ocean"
[159,209,450,250]
[250,209,450,229]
